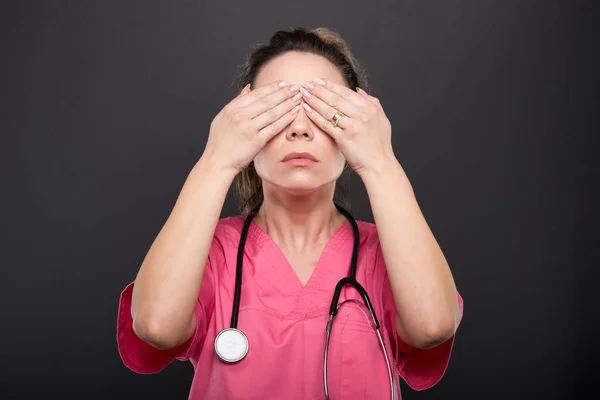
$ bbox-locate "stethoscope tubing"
[219,201,395,400]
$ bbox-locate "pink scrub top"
[116,216,464,399]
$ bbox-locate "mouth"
[281,152,318,162]
[282,158,317,167]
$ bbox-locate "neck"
[254,181,345,253]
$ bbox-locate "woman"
[116,27,463,399]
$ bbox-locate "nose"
[285,103,314,141]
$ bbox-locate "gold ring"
[330,110,345,128]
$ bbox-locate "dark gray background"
[1,0,598,399]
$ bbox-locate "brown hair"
[234,27,368,215]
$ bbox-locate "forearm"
[360,157,460,349]
[132,155,237,347]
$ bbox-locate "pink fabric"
[116,216,463,399]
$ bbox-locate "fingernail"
[289,84,300,93]
[292,92,302,101]
[301,81,315,90]
[300,87,312,98]
[314,78,326,85]
[302,103,313,113]
[278,81,289,88]
[290,105,300,115]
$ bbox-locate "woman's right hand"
[203,80,302,173]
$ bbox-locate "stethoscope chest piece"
[214,328,249,363]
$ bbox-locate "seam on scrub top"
[237,305,331,320]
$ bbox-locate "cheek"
[252,152,267,177]
[323,140,346,169]
[316,140,346,180]
[252,144,277,178]
[333,148,345,167]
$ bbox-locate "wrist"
[357,152,399,181]
[360,156,416,200]
[195,154,240,183]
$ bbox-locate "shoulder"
[355,219,380,250]
[353,219,384,274]
[353,220,388,293]
[196,216,246,262]
[201,216,246,276]
[211,215,246,245]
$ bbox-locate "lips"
[281,152,318,162]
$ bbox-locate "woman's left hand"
[299,78,395,176]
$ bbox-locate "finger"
[251,90,303,130]
[239,84,251,96]
[244,84,300,119]
[257,102,301,143]
[357,87,383,112]
[301,102,342,141]
[300,81,360,119]
[233,80,291,108]
[232,84,252,104]
[301,88,350,130]
[306,78,366,111]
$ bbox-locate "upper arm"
[373,237,464,391]
[383,273,464,391]
[116,236,222,374]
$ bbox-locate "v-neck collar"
[245,217,354,317]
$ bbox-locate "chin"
[273,178,326,193]
[262,172,338,194]
[255,159,344,193]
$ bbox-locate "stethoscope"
[213,203,396,400]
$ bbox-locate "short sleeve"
[376,243,464,391]
[116,255,217,374]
